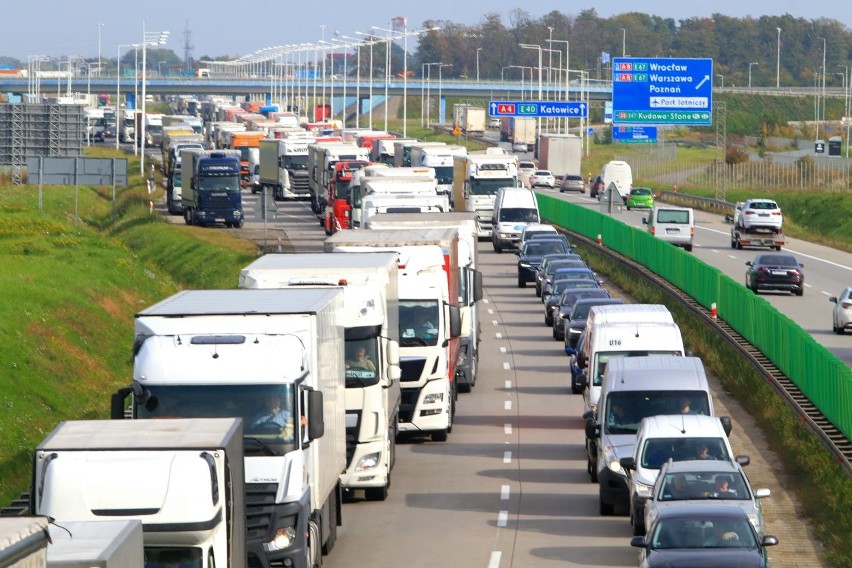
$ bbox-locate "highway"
[194,187,825,567]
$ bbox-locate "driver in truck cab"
[252,390,291,429]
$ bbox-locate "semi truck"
[452,148,519,238]
[239,252,402,501]
[323,160,370,233]
[32,418,246,568]
[140,113,164,147]
[164,135,206,215]
[224,131,265,189]
[307,142,370,217]
[348,168,444,229]
[365,212,482,393]
[180,149,244,228]
[325,229,462,442]
[409,143,467,202]
[453,104,486,137]
[118,108,138,144]
[499,117,537,146]
[258,137,313,200]
[112,288,347,568]
[537,134,582,176]
[372,138,411,165]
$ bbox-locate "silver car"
[642,459,769,538]
[830,286,852,334]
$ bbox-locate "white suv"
[529,170,556,189]
[735,199,783,231]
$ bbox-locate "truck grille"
[203,194,237,211]
[399,357,427,383]
[399,388,421,423]
[245,482,278,540]
[291,173,310,195]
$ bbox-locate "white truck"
[238,252,402,501]
[410,143,467,203]
[365,212,483,393]
[118,108,138,144]
[47,520,144,567]
[142,113,164,147]
[499,117,537,146]
[373,138,412,165]
[308,142,370,216]
[452,148,519,238]
[112,289,347,568]
[33,418,245,568]
[0,518,50,566]
[258,137,313,200]
[356,178,449,230]
[454,104,486,136]
[537,134,582,177]
[324,230,463,442]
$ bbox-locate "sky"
[2,0,850,63]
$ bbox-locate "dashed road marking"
[499,347,507,354]
[504,400,512,410]
[504,380,512,389]
[495,333,503,339]
[501,485,510,500]
[492,319,499,326]
[503,451,512,463]
[504,423,512,435]
[497,510,508,527]
[503,362,511,370]
[488,551,501,568]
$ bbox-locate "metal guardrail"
[657,190,735,216]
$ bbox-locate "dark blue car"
[516,238,569,288]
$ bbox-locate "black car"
[516,239,569,288]
[566,331,587,394]
[745,253,804,296]
[541,267,601,304]
[526,232,573,249]
[559,297,624,342]
[545,281,608,328]
[535,253,583,296]
[631,505,778,568]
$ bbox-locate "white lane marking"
[504,400,512,410]
[504,380,512,389]
[697,226,732,236]
[504,423,512,435]
[728,255,737,259]
[503,362,511,370]
[499,346,507,354]
[483,298,490,304]
[488,551,502,568]
[503,451,512,463]
[492,319,499,326]
[488,308,494,314]
[821,290,832,296]
[497,510,508,527]
[805,283,813,288]
[501,485,510,500]
[495,333,503,339]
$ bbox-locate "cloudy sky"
[2,0,849,61]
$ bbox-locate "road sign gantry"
[488,100,588,118]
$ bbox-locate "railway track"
[563,228,852,477]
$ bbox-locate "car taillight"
[772,211,782,215]
[744,211,755,215]
[690,227,695,237]
[788,269,800,276]
[756,267,771,274]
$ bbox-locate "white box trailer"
[47,520,143,568]
[116,289,346,568]
[0,517,49,568]
[33,419,245,568]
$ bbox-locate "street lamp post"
[437,63,451,124]
[716,74,724,89]
[748,62,758,88]
[776,27,782,88]
[620,28,626,57]
[476,47,482,82]
[139,21,170,176]
[115,44,137,151]
[548,38,570,133]
[519,43,543,134]
[820,38,827,124]
[355,32,379,129]
[98,23,104,78]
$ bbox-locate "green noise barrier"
[538,193,852,441]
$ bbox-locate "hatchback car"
[830,286,852,334]
[529,170,556,189]
[745,253,804,296]
[626,187,655,210]
[643,459,770,538]
[512,141,529,153]
[631,506,778,567]
[535,253,584,296]
[736,198,783,232]
[516,239,569,288]
[543,277,595,326]
[559,174,586,193]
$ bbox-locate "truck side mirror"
[620,457,636,471]
[110,387,133,419]
[386,340,400,366]
[471,270,483,303]
[307,389,325,441]
[584,417,600,439]
[642,217,648,225]
[576,352,587,369]
[448,305,462,339]
[720,416,733,437]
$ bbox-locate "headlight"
[264,527,297,552]
[748,512,762,532]
[423,392,444,403]
[569,328,581,335]
[602,445,624,475]
[355,452,381,471]
[519,262,531,268]
[635,482,653,498]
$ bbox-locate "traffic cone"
[711,302,717,319]
[597,233,602,246]
[149,200,154,214]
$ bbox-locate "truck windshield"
[285,155,308,170]
[172,171,182,187]
[592,350,682,387]
[333,182,352,200]
[147,124,163,134]
[198,175,240,192]
[470,178,512,196]
[236,147,252,161]
[144,546,203,568]
[345,337,380,386]
[604,391,711,435]
[434,166,453,185]
[138,384,297,453]
[399,301,440,347]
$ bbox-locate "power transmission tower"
[183,21,194,72]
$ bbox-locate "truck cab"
[324,160,369,234]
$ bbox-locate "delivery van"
[491,187,540,252]
[599,160,633,201]
[644,206,695,252]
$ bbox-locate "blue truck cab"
[183,150,244,228]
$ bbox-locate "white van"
[491,187,540,252]
[599,160,633,201]
[644,206,695,252]
[584,356,719,526]
[577,305,684,416]
[620,415,740,526]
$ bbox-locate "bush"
[725,145,749,165]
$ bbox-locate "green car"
[626,187,655,210]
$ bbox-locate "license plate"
[771,270,787,276]
[665,228,679,234]
[758,213,769,217]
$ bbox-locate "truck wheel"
[324,215,333,236]
[431,429,449,442]
[518,277,526,288]
[684,244,693,252]
[730,237,736,249]
[183,208,191,225]
[736,238,743,250]
[775,245,782,251]
[233,221,243,229]
[365,484,389,502]
[599,491,614,516]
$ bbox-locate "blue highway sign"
[612,58,713,125]
[612,126,658,144]
[489,101,588,118]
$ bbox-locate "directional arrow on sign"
[695,75,710,90]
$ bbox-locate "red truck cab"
[324,160,370,235]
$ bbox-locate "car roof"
[639,414,723,436]
[522,223,556,232]
[572,298,623,309]
[655,504,751,521]
[660,459,741,475]
[534,170,551,174]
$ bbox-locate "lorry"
[537,134,582,177]
[394,140,443,168]
[372,138,411,165]
[112,288,347,568]
[239,253,402,501]
[323,160,370,234]
[117,108,138,144]
[453,104,486,137]
[348,169,445,229]
[258,137,314,200]
[33,418,245,568]
[164,135,205,215]
[452,148,520,238]
[0,518,50,566]
[365,212,482,392]
[499,117,537,146]
[307,142,370,217]
[409,143,467,203]
[47,519,144,567]
[325,229,463,442]
[180,149,244,228]
[140,113,164,147]
[224,131,265,189]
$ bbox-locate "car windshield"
[632,188,652,196]
[605,392,711,434]
[523,241,566,256]
[659,471,750,501]
[640,437,730,469]
[552,278,594,296]
[534,170,550,176]
[499,208,539,223]
[560,289,610,307]
[552,269,595,281]
[649,517,758,550]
